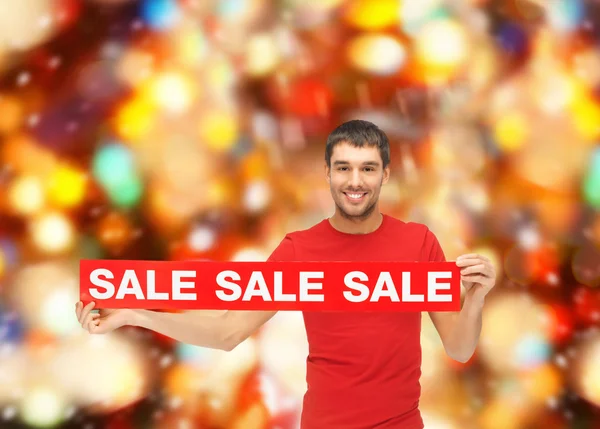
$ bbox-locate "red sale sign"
[79,260,462,311]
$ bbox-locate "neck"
[329,211,383,234]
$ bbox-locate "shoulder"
[384,214,431,238]
[267,234,295,261]
[267,220,326,261]
[383,215,442,257]
[279,216,333,244]
[286,221,324,240]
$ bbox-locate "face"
[325,142,390,221]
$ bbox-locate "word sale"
[87,268,453,303]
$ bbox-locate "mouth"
[343,192,367,203]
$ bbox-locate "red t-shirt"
[267,213,446,429]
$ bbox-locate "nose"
[349,169,364,189]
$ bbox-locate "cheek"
[367,178,382,188]
[329,177,344,189]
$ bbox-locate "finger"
[86,319,100,334]
[458,258,493,270]
[462,271,494,281]
[75,301,87,321]
[81,309,97,329]
[457,253,491,264]
[90,320,111,335]
[459,253,490,262]
[456,258,486,267]
[460,263,486,276]
[457,253,480,260]
[462,264,495,277]
[78,301,94,323]
[78,302,95,324]
[461,274,488,284]
[478,262,495,277]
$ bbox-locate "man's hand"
[455,253,496,301]
[75,301,132,334]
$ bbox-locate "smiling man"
[76,119,496,429]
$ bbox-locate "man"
[76,120,496,429]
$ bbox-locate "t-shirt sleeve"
[421,227,446,262]
[267,234,296,262]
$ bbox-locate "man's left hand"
[455,253,496,301]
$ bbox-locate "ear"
[325,163,330,184]
[382,166,390,185]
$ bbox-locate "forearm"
[446,294,485,362]
[130,309,237,351]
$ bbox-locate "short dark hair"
[325,120,390,169]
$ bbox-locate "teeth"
[347,193,364,199]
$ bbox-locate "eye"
[338,167,348,171]
[364,167,374,172]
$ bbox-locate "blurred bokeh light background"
[1,0,600,428]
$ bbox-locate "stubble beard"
[335,193,378,222]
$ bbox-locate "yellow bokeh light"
[415,19,469,80]
[205,56,236,97]
[478,398,525,429]
[114,360,145,404]
[199,111,239,151]
[47,164,88,209]
[245,33,280,77]
[174,24,209,67]
[347,34,406,76]
[148,72,197,114]
[521,364,563,404]
[581,355,600,404]
[494,112,529,151]
[344,0,400,30]
[570,95,600,141]
[20,386,66,428]
[207,179,235,207]
[115,95,156,142]
[575,334,600,406]
[8,175,45,215]
[30,212,75,254]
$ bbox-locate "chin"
[341,206,369,217]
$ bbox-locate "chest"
[294,235,424,262]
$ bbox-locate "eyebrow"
[332,160,380,167]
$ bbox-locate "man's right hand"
[75,301,132,334]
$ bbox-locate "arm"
[428,294,484,363]
[131,309,277,351]
[428,252,496,363]
[77,236,294,351]
[76,301,277,352]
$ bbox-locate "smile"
[344,192,367,202]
